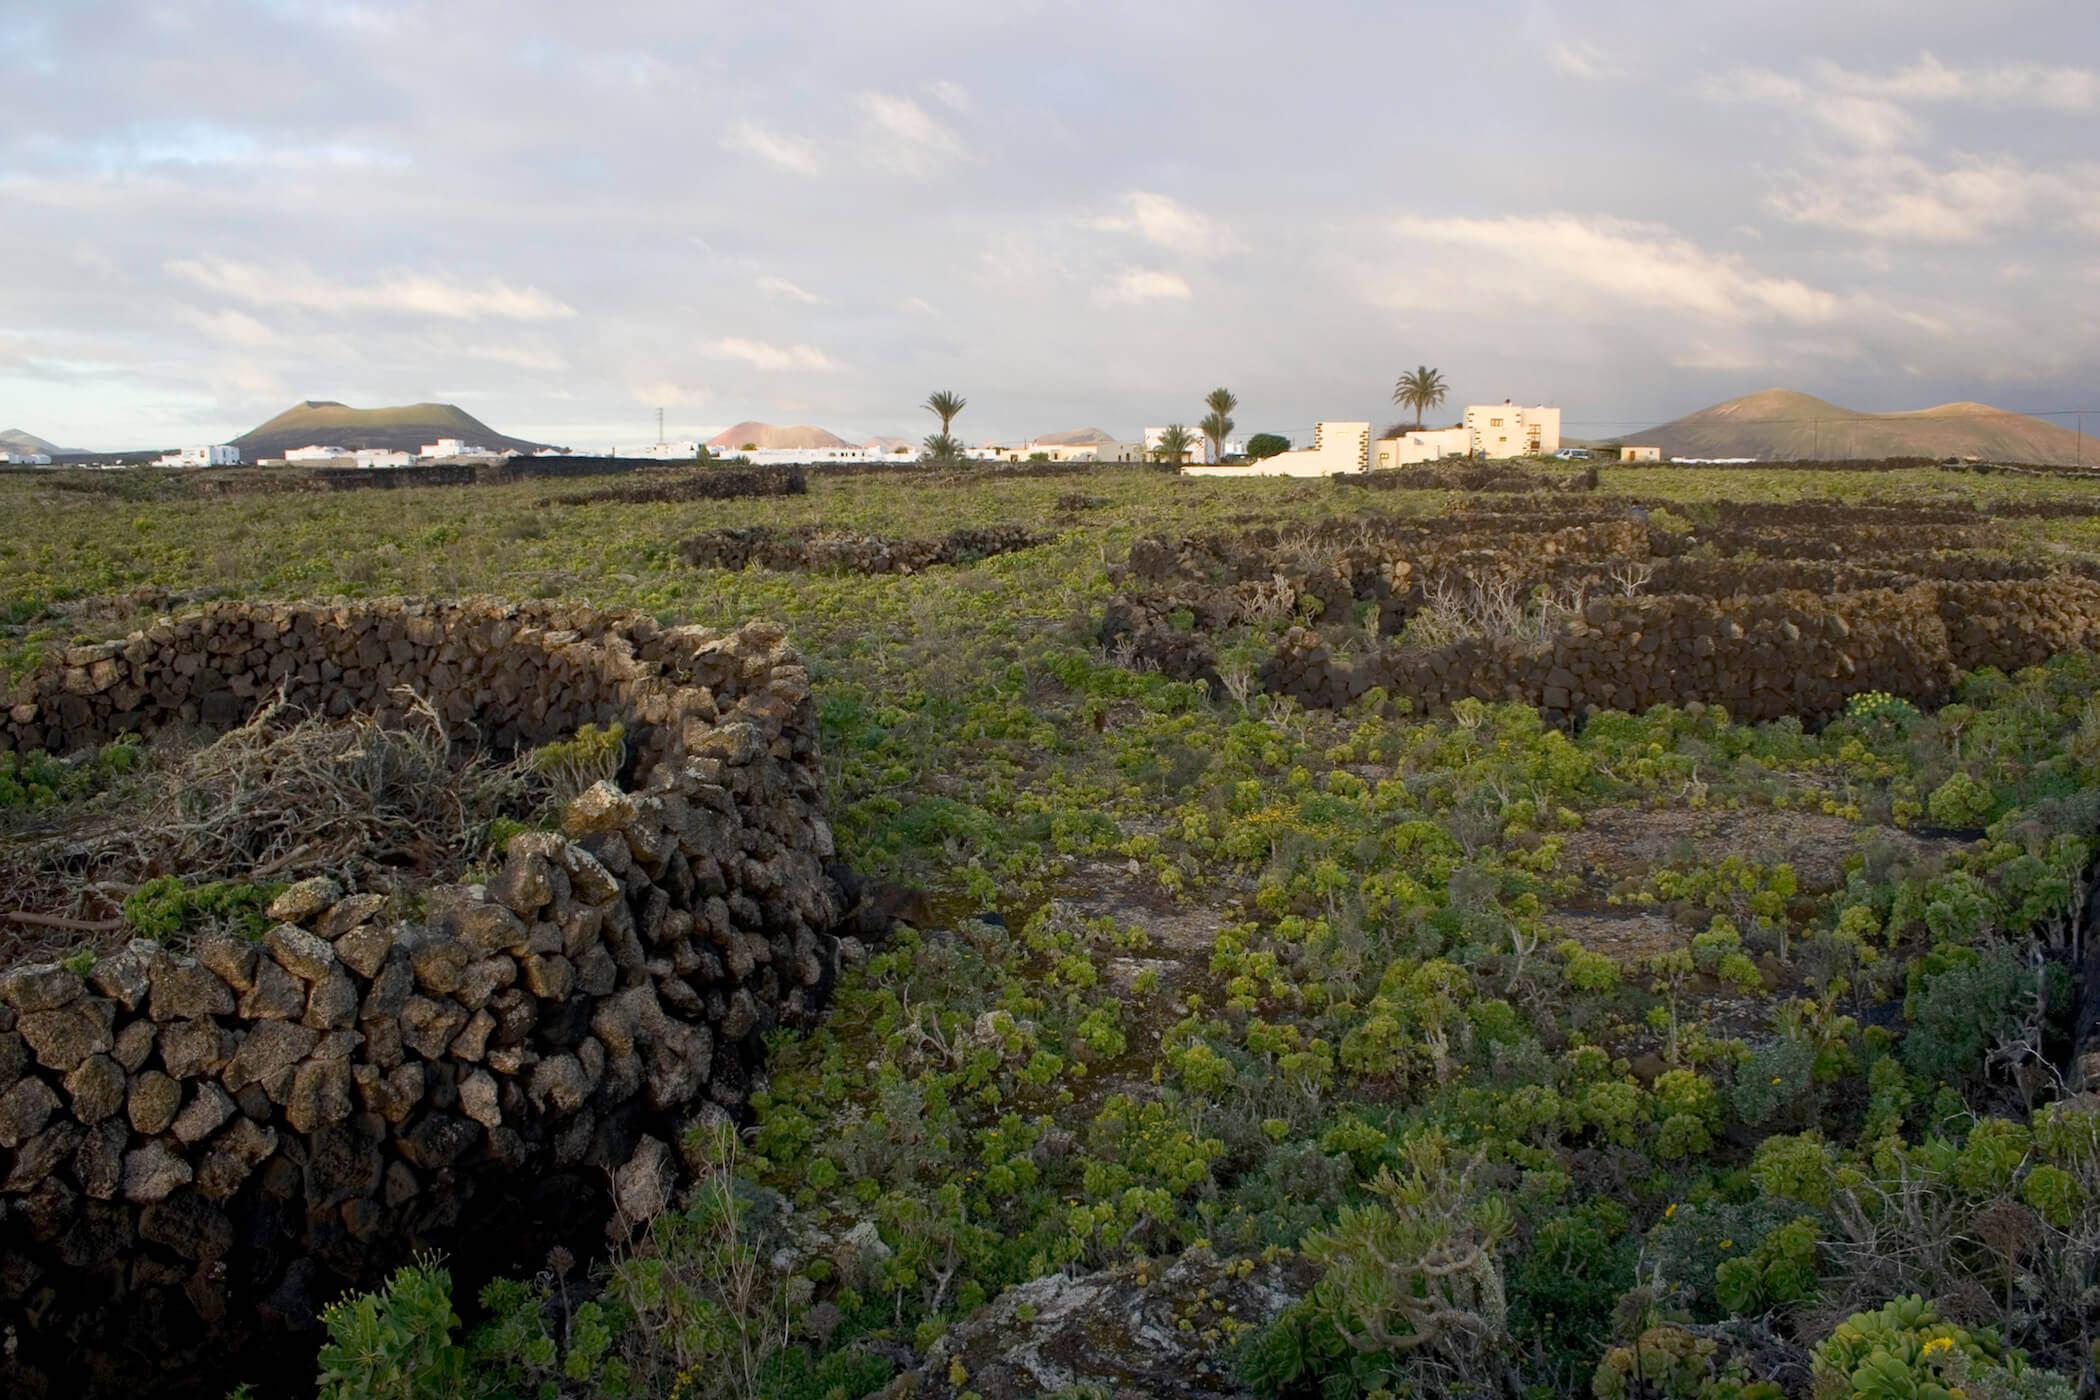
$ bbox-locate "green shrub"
[316,1257,470,1400]
[122,875,286,942]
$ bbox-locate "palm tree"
[1152,423,1196,468]
[1199,387,1237,465]
[921,431,959,464]
[1393,366,1448,429]
[922,390,967,439]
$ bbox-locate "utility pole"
[656,407,665,447]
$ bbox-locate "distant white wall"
[1184,421,1369,477]
[1374,426,1471,469]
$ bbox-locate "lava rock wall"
[0,600,856,1395]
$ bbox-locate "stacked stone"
[0,603,850,1391]
[678,524,1043,575]
[0,597,763,762]
[1256,579,2100,722]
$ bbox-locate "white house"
[2,451,53,465]
[154,444,242,468]
[1462,401,1560,458]
[418,438,487,459]
[354,449,414,469]
[285,444,355,462]
[1184,421,1370,478]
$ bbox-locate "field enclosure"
[5,460,2100,1397]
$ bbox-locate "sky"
[3,0,2098,451]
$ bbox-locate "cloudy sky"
[4,0,2097,450]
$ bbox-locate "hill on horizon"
[1632,389,2089,465]
[0,429,74,456]
[231,401,551,459]
[706,421,851,451]
[1030,426,1118,447]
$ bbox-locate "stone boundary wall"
[1257,579,2100,722]
[679,523,1045,574]
[554,466,809,506]
[0,600,863,1393]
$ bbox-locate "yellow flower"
[1664,1203,1677,1218]
[1923,1337,1954,1356]
[1719,1239,1733,1250]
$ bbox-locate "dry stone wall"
[1258,578,2100,723]
[679,523,1044,574]
[0,599,872,1395]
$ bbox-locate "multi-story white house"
[1462,401,1560,458]
[154,444,242,467]
[1184,422,1370,477]
[2,451,53,465]
[285,444,355,462]
[355,449,414,469]
[418,438,486,459]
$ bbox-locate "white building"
[1462,401,1560,458]
[418,438,487,459]
[154,444,242,468]
[1184,421,1370,477]
[734,446,872,466]
[285,444,355,462]
[2,451,53,465]
[355,449,414,469]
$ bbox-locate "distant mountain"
[1030,427,1118,447]
[231,401,550,458]
[0,429,73,456]
[706,422,851,451]
[862,436,917,454]
[1632,389,2089,464]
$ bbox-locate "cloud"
[166,258,576,320]
[857,91,963,175]
[721,120,823,176]
[1387,214,1840,323]
[1087,192,1240,259]
[1547,40,1622,81]
[1767,154,2058,242]
[1725,70,1915,149]
[1095,268,1192,305]
[180,307,279,347]
[1812,53,2098,111]
[758,275,824,304]
[468,342,569,372]
[628,379,709,406]
[707,338,838,371]
[900,296,940,316]
[925,79,970,111]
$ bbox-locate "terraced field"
[4,460,2100,1398]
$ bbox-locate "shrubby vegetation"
[7,463,2100,1397]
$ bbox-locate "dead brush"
[0,687,538,950]
[1401,569,1591,650]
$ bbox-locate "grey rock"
[19,998,115,1072]
[286,1058,354,1134]
[122,1141,194,1203]
[458,1068,501,1129]
[148,960,235,1021]
[303,971,359,1030]
[112,1018,156,1072]
[0,961,83,1013]
[0,1075,61,1147]
[237,958,306,1020]
[334,922,394,979]
[128,1069,182,1135]
[400,996,468,1059]
[223,1020,319,1090]
[64,1053,127,1122]
[264,923,338,982]
[194,935,260,995]
[265,876,342,924]
[172,1082,236,1145]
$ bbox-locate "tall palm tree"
[922,390,967,439]
[1393,366,1448,429]
[1200,387,1237,465]
[1152,423,1196,467]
